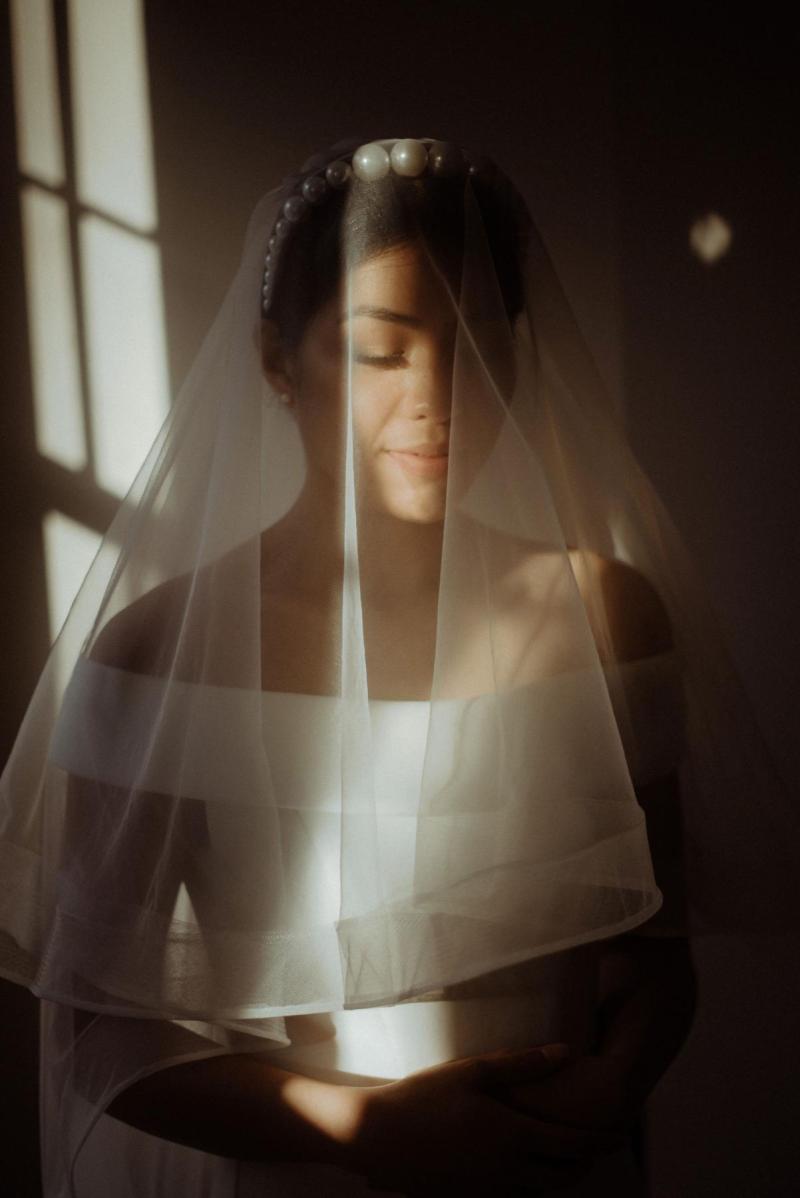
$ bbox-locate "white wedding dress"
[47,650,682,1197]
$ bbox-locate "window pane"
[80,213,169,497]
[68,0,157,231]
[20,185,87,472]
[42,510,101,642]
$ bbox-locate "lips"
[386,447,449,479]
[390,444,449,457]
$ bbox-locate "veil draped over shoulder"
[0,136,795,1195]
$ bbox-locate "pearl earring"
[261,380,292,408]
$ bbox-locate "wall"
[614,13,799,1196]
[1,4,796,1194]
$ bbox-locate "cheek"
[352,376,400,448]
[295,347,401,472]
[293,358,345,469]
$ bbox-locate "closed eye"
[353,352,408,369]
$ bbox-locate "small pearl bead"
[429,141,465,177]
[325,160,351,188]
[283,195,308,223]
[302,175,327,204]
[390,138,428,177]
[352,142,390,181]
[466,152,495,177]
[274,218,290,240]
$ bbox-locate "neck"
[263,477,443,609]
[358,508,443,611]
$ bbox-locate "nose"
[405,357,452,422]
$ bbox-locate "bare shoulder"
[88,540,256,678]
[496,527,672,662]
[486,527,671,670]
[88,573,194,674]
[568,549,673,662]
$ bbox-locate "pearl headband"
[260,137,495,317]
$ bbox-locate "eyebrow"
[339,305,423,328]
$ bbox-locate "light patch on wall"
[80,213,170,497]
[689,212,733,265]
[9,0,66,187]
[20,185,88,472]
[68,0,158,232]
[42,510,101,643]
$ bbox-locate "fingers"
[362,1047,624,1197]
[474,1043,573,1090]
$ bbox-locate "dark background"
[1,4,798,1194]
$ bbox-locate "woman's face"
[285,241,459,524]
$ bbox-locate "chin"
[367,486,445,525]
[406,507,446,525]
[388,498,446,524]
[362,467,445,524]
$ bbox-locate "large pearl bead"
[352,142,390,181]
[390,138,428,177]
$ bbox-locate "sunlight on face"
[290,241,457,523]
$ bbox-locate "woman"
[6,133,786,1196]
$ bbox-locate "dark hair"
[267,143,531,350]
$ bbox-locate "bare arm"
[594,929,697,1112]
[106,1053,366,1166]
[105,1042,624,1194]
[500,771,697,1130]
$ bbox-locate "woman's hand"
[500,1051,637,1135]
[498,934,698,1140]
[345,1044,626,1196]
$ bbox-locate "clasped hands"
[352,1038,640,1197]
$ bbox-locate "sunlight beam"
[68,0,158,232]
[80,213,170,497]
[20,184,88,472]
[42,510,102,642]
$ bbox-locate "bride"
[3,136,706,1196]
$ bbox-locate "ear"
[260,318,295,398]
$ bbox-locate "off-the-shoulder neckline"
[74,649,679,706]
